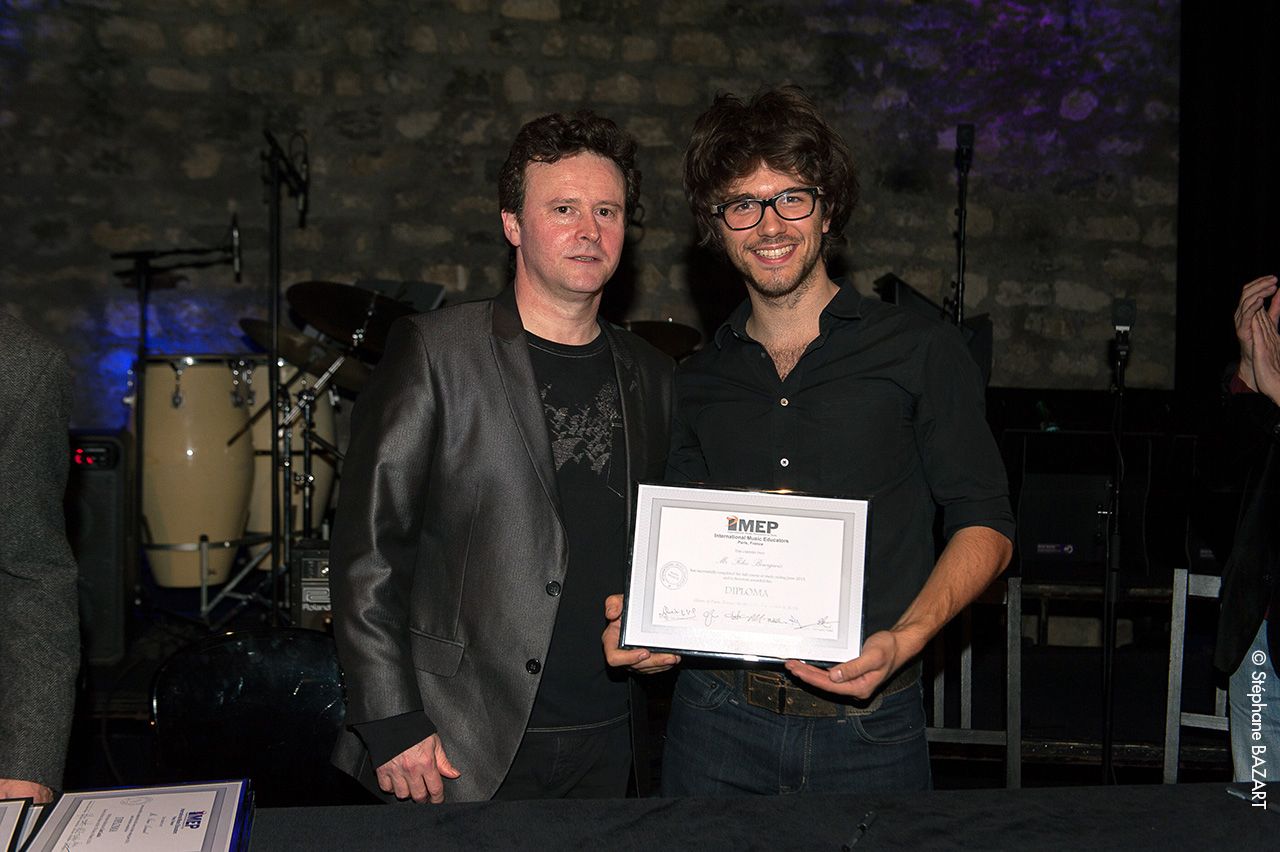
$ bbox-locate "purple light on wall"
[824,0,1177,186]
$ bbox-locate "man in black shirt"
[331,112,672,803]
[606,87,1014,795]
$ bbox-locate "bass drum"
[246,362,338,536]
[141,356,255,587]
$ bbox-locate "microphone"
[1111,297,1136,334]
[231,213,242,282]
[298,151,309,228]
[955,124,975,173]
[1110,297,1135,388]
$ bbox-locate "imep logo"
[726,515,779,534]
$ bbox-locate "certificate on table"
[621,484,869,665]
[23,780,251,852]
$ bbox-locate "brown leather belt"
[711,661,922,717]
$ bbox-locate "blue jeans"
[661,668,931,796]
[1229,620,1280,784]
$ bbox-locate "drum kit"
[134,279,413,606]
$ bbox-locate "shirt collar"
[713,276,865,348]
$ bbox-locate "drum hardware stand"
[144,531,272,628]
[206,361,305,626]
[222,356,342,621]
[111,231,237,612]
[302,417,344,462]
[276,351,348,539]
[299,389,315,536]
[279,380,296,550]
[225,364,334,627]
[261,128,310,626]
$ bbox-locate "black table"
[250,783,1273,850]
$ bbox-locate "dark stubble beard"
[739,241,825,310]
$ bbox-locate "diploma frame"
[621,483,869,665]
[1,798,29,852]
[24,780,252,852]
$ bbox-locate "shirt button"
[780,398,789,407]
[780,458,789,467]
[545,581,562,596]
[526,659,542,675]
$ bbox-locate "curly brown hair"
[683,86,858,257]
[498,110,641,219]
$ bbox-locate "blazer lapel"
[490,290,563,518]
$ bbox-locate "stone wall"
[0,0,1179,428]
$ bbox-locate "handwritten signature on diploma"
[718,610,835,631]
[657,606,835,632]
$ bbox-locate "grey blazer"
[329,290,673,801]
[0,312,80,790]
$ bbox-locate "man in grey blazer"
[0,312,80,803]
[330,111,673,804]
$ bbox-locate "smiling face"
[501,152,627,310]
[716,163,830,302]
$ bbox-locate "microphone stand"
[261,129,309,626]
[948,124,975,327]
[1101,323,1131,782]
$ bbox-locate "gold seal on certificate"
[621,484,869,665]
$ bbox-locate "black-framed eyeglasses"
[711,187,824,230]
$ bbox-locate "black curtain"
[1176,3,1280,396]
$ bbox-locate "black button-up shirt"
[666,280,1015,636]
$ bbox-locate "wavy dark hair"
[683,86,858,257]
[498,110,641,218]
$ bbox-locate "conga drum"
[141,356,255,587]
[246,363,338,535]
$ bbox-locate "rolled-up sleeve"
[914,324,1016,543]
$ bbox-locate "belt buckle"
[774,684,788,715]
[745,671,789,715]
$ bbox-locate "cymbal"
[624,319,702,359]
[239,318,371,393]
[286,280,415,358]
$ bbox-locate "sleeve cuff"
[942,498,1017,543]
[352,710,437,769]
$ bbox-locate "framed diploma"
[621,483,869,665]
[23,780,252,852]
[1,798,30,852]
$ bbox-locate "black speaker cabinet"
[1001,428,1198,585]
[64,431,135,666]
